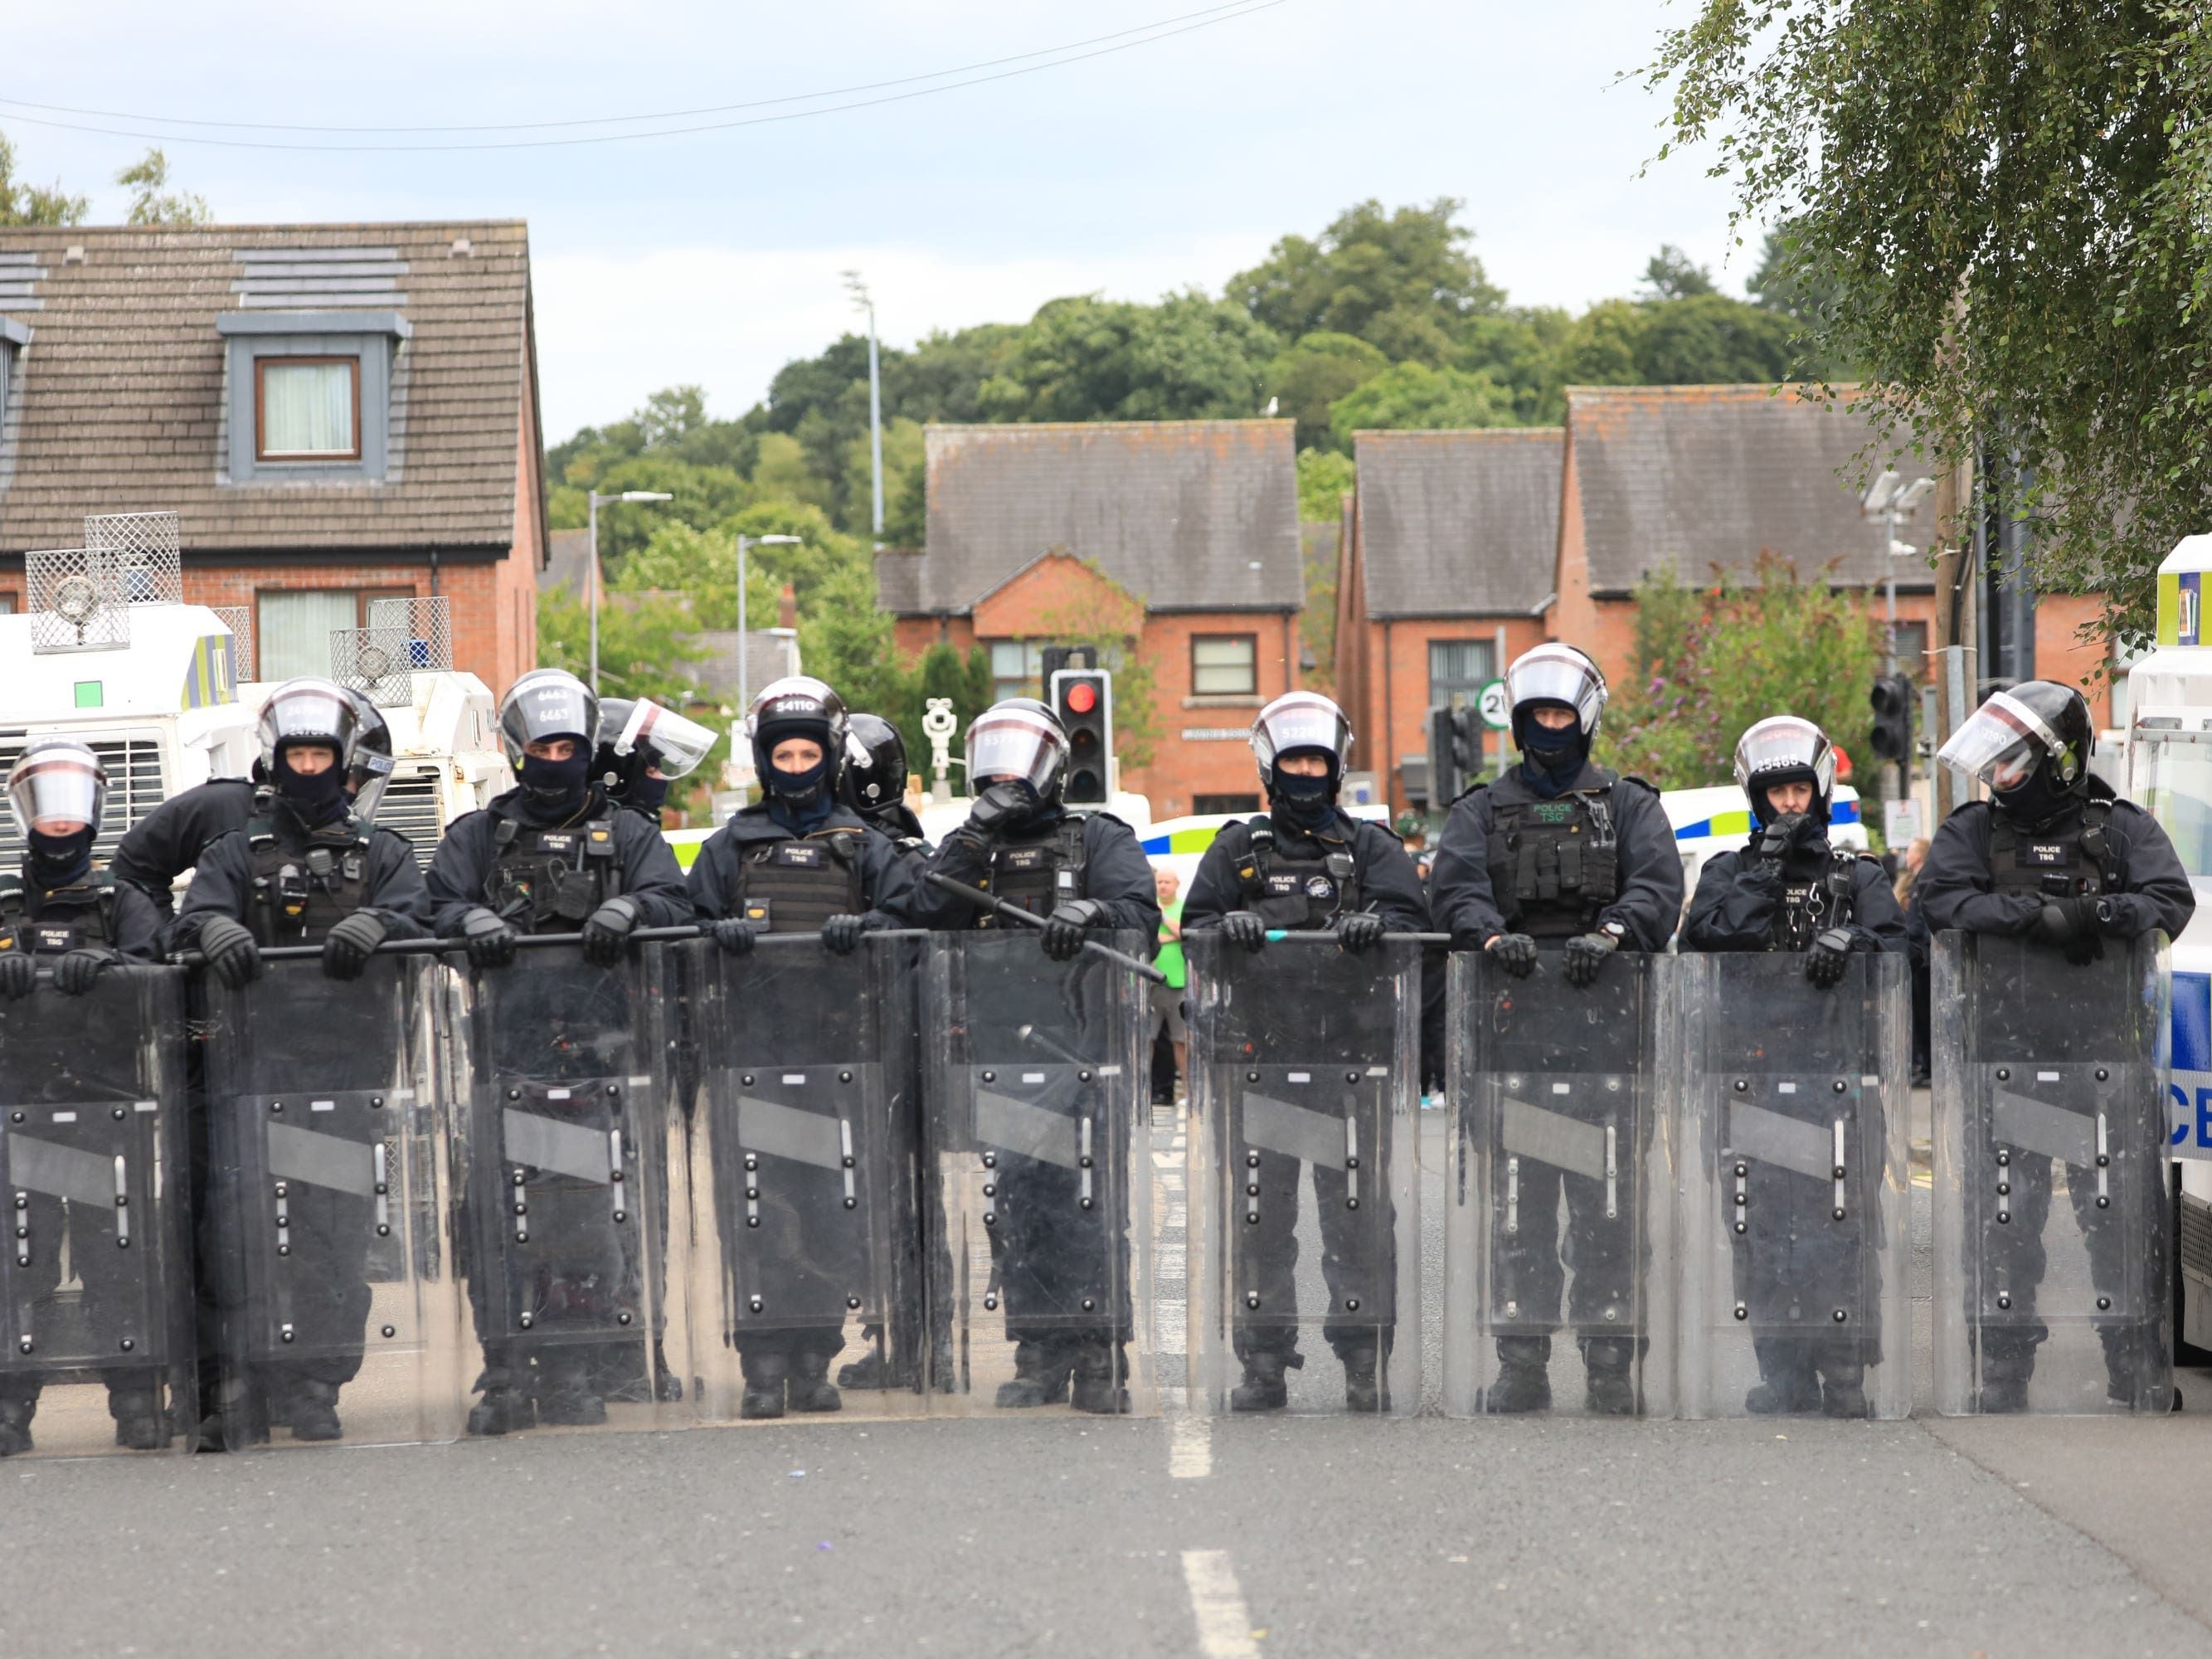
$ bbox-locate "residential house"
[877,420,1303,817]
[1336,428,1563,813]
[0,221,547,693]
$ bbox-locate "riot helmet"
[1937,680,2094,825]
[597,696,715,814]
[1252,691,1354,821]
[965,698,1069,807]
[1506,643,1607,765]
[498,669,600,811]
[1733,714,1836,827]
[258,676,362,825]
[743,675,848,809]
[842,712,911,821]
[344,689,396,825]
[7,737,105,890]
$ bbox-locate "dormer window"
[219,309,406,484]
[256,356,361,462]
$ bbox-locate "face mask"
[1993,757,2070,828]
[627,770,671,813]
[518,747,591,807]
[275,749,351,827]
[1268,763,1335,826]
[27,825,93,889]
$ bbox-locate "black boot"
[1339,1345,1388,1413]
[468,1367,533,1438]
[1745,1340,1821,1415]
[1230,1351,1291,1413]
[1582,1337,1637,1416]
[1486,1335,1552,1414]
[536,1356,608,1427]
[0,1398,34,1457]
[838,1329,894,1391]
[2098,1324,2159,1408]
[740,1352,789,1420]
[1819,1360,1870,1419]
[287,1379,344,1442]
[1979,1338,2036,1413]
[109,1387,167,1452]
[1070,1338,1130,1415]
[789,1350,843,1413]
[995,1340,1073,1408]
[199,1379,270,1451]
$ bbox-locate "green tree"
[1296,447,1355,523]
[535,586,704,707]
[1327,362,1514,449]
[0,131,85,226]
[978,291,1278,423]
[1227,198,1506,363]
[1646,0,2212,648]
[1634,294,1797,385]
[751,431,835,514]
[116,148,210,226]
[843,416,926,546]
[1456,307,1577,423]
[1268,331,1388,451]
[1641,244,1717,300]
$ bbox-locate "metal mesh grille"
[329,628,417,708]
[365,596,452,672]
[25,547,129,654]
[211,605,255,680]
[0,733,166,869]
[82,512,183,606]
[374,768,445,869]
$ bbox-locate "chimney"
[778,583,797,630]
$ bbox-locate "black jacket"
[170,816,431,949]
[112,777,259,919]
[860,802,933,875]
[5,866,166,961]
[687,802,918,927]
[913,809,1161,946]
[425,786,694,937]
[1683,839,1908,954]
[1183,810,1432,935]
[1919,787,2196,941]
[1428,761,1685,951]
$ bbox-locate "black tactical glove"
[581,896,640,967]
[1805,926,1855,990]
[1218,910,1269,954]
[0,951,33,1000]
[321,910,386,982]
[2035,897,2104,966]
[1041,898,1104,962]
[967,782,1036,837]
[712,916,758,956]
[1485,932,1539,978]
[461,907,519,971]
[1755,812,1816,864]
[1334,912,1386,955]
[52,947,114,996]
[1563,929,1617,988]
[199,914,263,991]
[822,912,870,956]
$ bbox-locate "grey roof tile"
[1354,428,1561,617]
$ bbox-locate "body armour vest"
[246,814,372,946]
[1768,847,1860,951]
[1231,817,1362,932]
[485,813,625,932]
[0,869,119,955]
[1485,787,1621,938]
[975,817,1090,923]
[729,829,868,934]
[1986,800,2121,902]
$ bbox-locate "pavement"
[6,1097,2212,1658]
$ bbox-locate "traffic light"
[1870,674,1915,765]
[1424,704,1483,807]
[1053,666,1112,805]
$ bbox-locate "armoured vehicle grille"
[0,732,165,872]
[376,769,446,869]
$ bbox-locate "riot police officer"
[1182,691,1430,1411]
[843,712,931,867]
[915,698,1160,1412]
[168,679,433,1444]
[592,696,717,823]
[0,739,168,1454]
[1430,643,1684,1413]
[1683,715,1906,1415]
[1922,680,2194,1409]
[688,676,918,1418]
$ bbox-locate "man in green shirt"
[1150,864,1188,1101]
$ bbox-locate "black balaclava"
[27,825,94,892]
[274,742,352,830]
[1266,748,1339,834]
[760,719,835,837]
[1513,703,1588,800]
[517,737,593,821]
[625,761,672,815]
[1991,751,2079,831]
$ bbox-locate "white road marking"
[1181,1549,1257,1657]
[1169,1405,1212,1478]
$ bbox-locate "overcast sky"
[6,1,1753,439]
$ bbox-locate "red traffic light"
[1063,680,1098,715]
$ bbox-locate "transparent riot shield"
[1186,933,1420,1415]
[680,932,925,1423]
[1933,931,2171,1414]
[1445,949,1669,1418]
[0,964,192,1458]
[925,930,1152,1416]
[455,941,679,1436]
[204,953,463,1448]
[1669,951,1909,1419]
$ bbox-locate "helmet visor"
[1252,693,1353,772]
[7,750,104,837]
[260,680,359,766]
[1506,646,1606,729]
[619,700,716,781]
[502,674,598,752]
[1937,691,2060,787]
[1733,716,1832,789]
[967,707,1067,795]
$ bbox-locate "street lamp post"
[587,489,674,692]
[843,271,884,543]
[737,533,804,706]
[1862,469,1935,676]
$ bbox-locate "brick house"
[1334,428,1563,814]
[876,420,1303,818]
[0,221,546,692]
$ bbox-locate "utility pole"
[843,270,885,544]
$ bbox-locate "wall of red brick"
[2037,592,2114,726]
[1364,614,1550,815]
